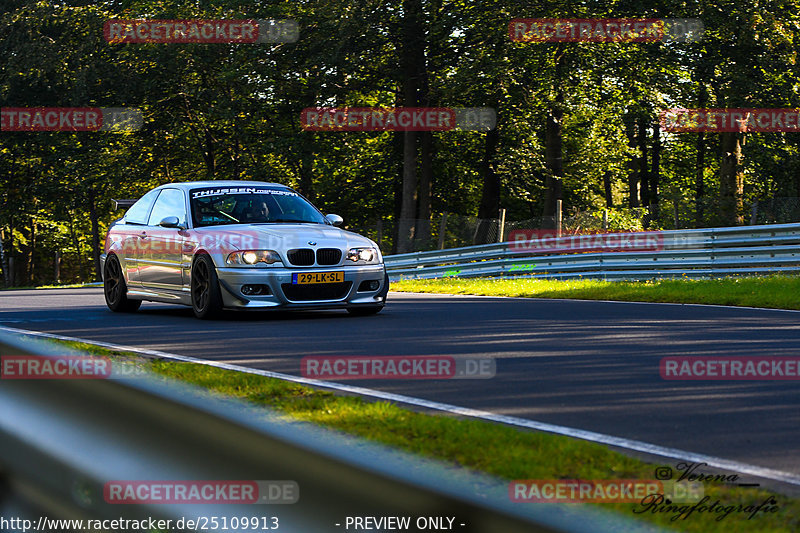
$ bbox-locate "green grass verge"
[46,338,800,532]
[392,276,800,310]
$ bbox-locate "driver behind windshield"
[246,200,270,222]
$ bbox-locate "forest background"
[2,0,800,286]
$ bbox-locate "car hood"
[189,224,377,252]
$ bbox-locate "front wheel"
[103,254,141,312]
[191,254,223,319]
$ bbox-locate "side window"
[124,189,160,225]
[147,188,186,227]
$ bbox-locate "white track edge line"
[3,324,800,487]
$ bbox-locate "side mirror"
[159,216,183,229]
[325,214,343,227]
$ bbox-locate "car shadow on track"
[134,306,387,322]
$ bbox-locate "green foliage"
[2,0,800,284]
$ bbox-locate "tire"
[103,254,141,313]
[191,254,223,319]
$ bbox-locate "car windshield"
[190,187,327,227]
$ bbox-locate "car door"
[138,188,188,292]
[118,188,161,287]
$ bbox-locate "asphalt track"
[2,288,799,481]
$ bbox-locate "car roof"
[158,181,293,191]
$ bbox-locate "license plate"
[292,271,344,284]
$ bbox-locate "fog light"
[242,284,270,296]
[357,280,381,292]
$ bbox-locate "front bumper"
[215,264,388,310]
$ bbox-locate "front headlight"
[226,250,282,266]
[347,247,379,264]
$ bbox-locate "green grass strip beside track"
[391,275,800,311]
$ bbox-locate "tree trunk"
[9,219,14,286]
[69,216,87,282]
[203,128,216,178]
[417,131,433,248]
[476,127,501,243]
[542,46,565,227]
[397,132,418,253]
[694,82,708,227]
[391,130,404,254]
[719,131,744,226]
[416,44,434,249]
[796,164,800,199]
[0,228,8,288]
[625,117,639,207]
[298,150,315,201]
[637,116,649,207]
[88,189,103,281]
[28,221,36,284]
[23,224,32,285]
[396,0,425,253]
[650,121,661,221]
[2,151,15,286]
[694,132,706,226]
[603,171,613,207]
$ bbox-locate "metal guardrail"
[385,222,800,281]
[0,330,662,533]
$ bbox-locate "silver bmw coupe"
[101,181,388,318]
